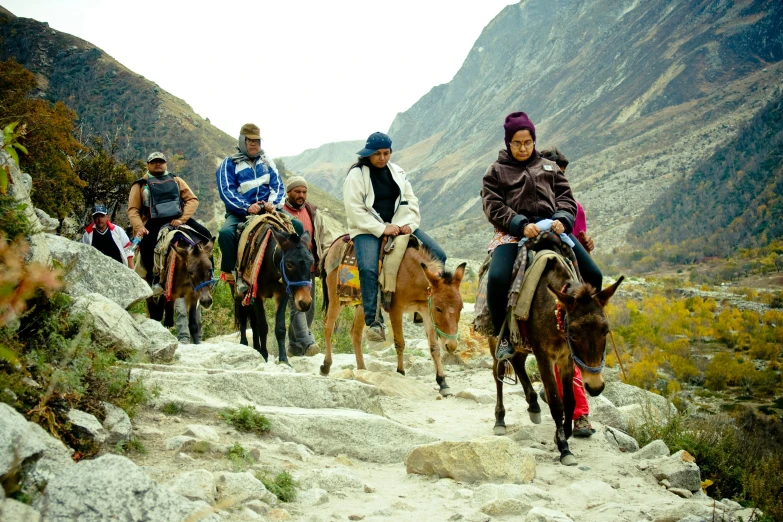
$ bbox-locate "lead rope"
[608,327,627,381]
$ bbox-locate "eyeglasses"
[510,140,535,150]
[245,138,261,145]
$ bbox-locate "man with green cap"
[216,123,285,294]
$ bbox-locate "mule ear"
[200,241,214,254]
[595,275,624,307]
[420,262,440,288]
[300,231,312,248]
[548,283,576,309]
[174,243,192,257]
[452,262,467,285]
[272,227,291,249]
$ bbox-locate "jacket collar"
[85,221,115,233]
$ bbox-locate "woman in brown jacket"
[482,112,577,360]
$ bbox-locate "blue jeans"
[354,229,447,326]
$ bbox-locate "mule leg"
[188,298,201,345]
[253,299,269,362]
[389,306,405,376]
[558,357,576,440]
[320,297,343,376]
[234,296,249,346]
[163,299,175,328]
[489,337,506,435]
[351,305,366,370]
[274,293,289,364]
[510,353,541,424]
[421,304,451,396]
[535,350,576,466]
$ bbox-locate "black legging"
[486,239,603,337]
[139,218,212,282]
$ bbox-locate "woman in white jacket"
[343,132,447,341]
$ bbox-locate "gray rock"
[164,435,197,451]
[184,424,220,442]
[720,498,743,511]
[603,426,639,453]
[455,388,495,404]
[525,506,574,521]
[59,216,81,239]
[173,341,264,369]
[45,234,151,309]
[650,457,702,492]
[165,469,216,504]
[142,367,384,416]
[102,402,132,445]
[479,498,532,517]
[472,483,553,506]
[668,487,693,498]
[137,319,179,361]
[0,403,74,496]
[244,499,272,515]
[70,293,150,356]
[278,441,313,462]
[0,145,50,264]
[35,208,59,233]
[405,437,536,484]
[299,468,364,492]
[34,454,219,521]
[601,381,676,421]
[67,409,107,444]
[297,487,329,506]
[406,357,433,377]
[365,360,397,372]
[632,439,670,460]
[135,426,164,439]
[587,395,627,430]
[345,368,434,400]
[565,479,617,503]
[733,508,763,521]
[0,498,42,521]
[214,471,278,505]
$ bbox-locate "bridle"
[427,287,459,341]
[279,250,312,295]
[192,268,217,292]
[555,285,605,374]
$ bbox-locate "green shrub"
[256,470,297,502]
[190,440,210,454]
[226,442,255,471]
[162,402,185,415]
[114,436,147,455]
[219,405,270,434]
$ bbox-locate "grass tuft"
[256,470,297,502]
[219,405,270,434]
[226,442,256,471]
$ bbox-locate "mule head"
[420,262,467,353]
[175,240,215,309]
[272,228,314,312]
[548,276,624,396]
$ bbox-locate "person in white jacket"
[343,132,447,342]
[81,204,134,268]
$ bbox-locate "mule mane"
[408,244,444,276]
[569,282,597,303]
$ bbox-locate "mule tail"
[233,289,244,331]
[320,261,329,312]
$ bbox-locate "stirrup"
[496,359,517,385]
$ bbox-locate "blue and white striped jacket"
[216,155,285,215]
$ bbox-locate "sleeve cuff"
[552,211,575,234]
[508,214,528,237]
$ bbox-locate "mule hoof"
[240,340,248,346]
[439,387,454,397]
[493,425,506,436]
[397,368,406,376]
[528,411,542,424]
[560,452,578,466]
[320,365,330,376]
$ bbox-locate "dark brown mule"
[146,237,216,344]
[489,233,623,465]
[320,240,467,396]
[234,228,314,364]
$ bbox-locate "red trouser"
[554,365,590,418]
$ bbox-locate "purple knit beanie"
[503,112,536,149]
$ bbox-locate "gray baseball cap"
[146,151,167,162]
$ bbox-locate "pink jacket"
[572,201,587,238]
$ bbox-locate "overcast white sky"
[5,0,516,157]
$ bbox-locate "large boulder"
[35,208,59,233]
[650,453,702,492]
[0,142,50,264]
[603,426,639,453]
[600,381,676,421]
[165,469,216,504]
[587,395,627,430]
[45,233,151,309]
[0,403,74,496]
[102,402,132,446]
[174,341,264,370]
[405,437,536,484]
[632,439,670,460]
[136,319,178,361]
[214,471,277,505]
[0,498,41,521]
[34,454,219,521]
[66,409,107,445]
[71,293,149,357]
[140,369,384,416]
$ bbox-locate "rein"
[555,286,606,374]
[427,287,459,341]
[279,252,312,295]
[192,269,217,292]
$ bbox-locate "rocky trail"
[103,308,755,522]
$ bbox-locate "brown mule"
[145,238,216,344]
[320,240,467,396]
[489,238,623,465]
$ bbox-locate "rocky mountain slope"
[284,0,783,257]
[0,7,346,230]
[281,140,365,198]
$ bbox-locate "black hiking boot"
[495,338,515,361]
